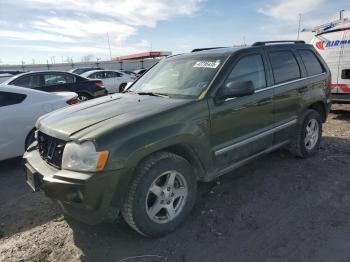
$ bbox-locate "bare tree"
[81,54,94,62]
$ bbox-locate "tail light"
[95,82,104,88]
[66,97,80,105]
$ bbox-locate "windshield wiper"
[137,92,169,98]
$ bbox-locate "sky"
[0,0,349,65]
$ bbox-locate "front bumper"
[23,149,124,224]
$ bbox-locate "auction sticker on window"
[193,60,221,69]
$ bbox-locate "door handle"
[298,86,308,93]
[257,98,271,106]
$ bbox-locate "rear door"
[266,48,302,144]
[0,91,28,160]
[40,73,76,92]
[209,51,274,173]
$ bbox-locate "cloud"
[257,0,324,23]
[24,0,200,27]
[0,0,201,63]
[0,30,76,43]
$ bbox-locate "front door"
[209,53,274,173]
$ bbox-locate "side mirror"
[216,80,255,102]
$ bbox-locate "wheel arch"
[308,101,327,122]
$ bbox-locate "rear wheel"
[77,93,91,102]
[289,109,322,158]
[122,152,197,237]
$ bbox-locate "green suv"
[24,41,331,237]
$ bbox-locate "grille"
[37,131,66,169]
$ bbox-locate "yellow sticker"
[198,90,207,100]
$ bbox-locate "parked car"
[69,67,104,75]
[2,71,107,101]
[81,70,135,93]
[24,41,331,237]
[0,85,79,161]
[121,70,137,76]
[133,68,147,78]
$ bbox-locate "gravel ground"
[0,104,349,262]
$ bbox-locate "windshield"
[129,55,225,98]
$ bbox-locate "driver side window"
[226,54,266,90]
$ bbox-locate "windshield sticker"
[193,60,221,69]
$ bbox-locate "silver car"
[81,70,135,93]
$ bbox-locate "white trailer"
[308,12,350,102]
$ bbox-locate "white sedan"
[81,70,135,93]
[0,85,79,161]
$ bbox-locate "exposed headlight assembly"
[62,141,109,172]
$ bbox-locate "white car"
[81,70,135,93]
[0,85,79,161]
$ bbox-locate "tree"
[81,54,94,62]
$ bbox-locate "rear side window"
[91,72,105,79]
[43,74,75,86]
[298,50,324,76]
[0,91,26,107]
[226,54,266,90]
[13,75,41,88]
[269,51,301,84]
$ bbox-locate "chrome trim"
[255,72,327,93]
[222,73,327,101]
[214,118,297,156]
[216,140,290,177]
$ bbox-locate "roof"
[112,51,172,61]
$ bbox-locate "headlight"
[62,141,109,172]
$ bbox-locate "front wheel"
[122,152,197,237]
[289,109,322,158]
[119,83,127,92]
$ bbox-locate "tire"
[119,83,127,93]
[77,93,91,102]
[25,129,36,150]
[122,151,197,237]
[289,109,322,158]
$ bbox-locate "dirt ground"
[0,104,349,262]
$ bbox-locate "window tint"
[0,91,26,107]
[226,54,266,90]
[91,72,105,79]
[341,69,350,79]
[269,51,301,84]
[298,50,324,76]
[13,75,41,88]
[44,74,75,86]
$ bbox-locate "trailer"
[307,11,350,102]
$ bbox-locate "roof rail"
[252,40,305,46]
[191,47,226,52]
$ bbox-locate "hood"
[37,93,191,141]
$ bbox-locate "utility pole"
[107,32,112,60]
[297,13,302,40]
[340,9,345,21]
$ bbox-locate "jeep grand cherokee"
[24,41,331,237]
